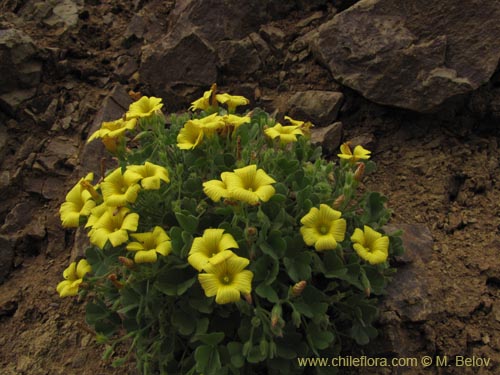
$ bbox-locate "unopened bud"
[271,304,282,328]
[108,274,124,289]
[80,180,101,201]
[243,293,253,305]
[291,280,307,297]
[118,256,135,269]
[328,172,335,183]
[246,227,257,237]
[210,83,218,107]
[354,162,365,181]
[332,194,345,209]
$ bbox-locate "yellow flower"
[198,252,253,304]
[284,115,313,135]
[193,113,225,135]
[351,226,389,265]
[89,207,139,249]
[190,84,217,111]
[300,204,346,251]
[216,93,249,113]
[126,96,163,119]
[177,120,204,149]
[264,123,304,144]
[56,259,92,297]
[126,162,170,190]
[126,226,172,263]
[222,165,276,205]
[100,168,142,207]
[60,173,96,228]
[337,142,371,162]
[87,118,137,143]
[202,179,230,202]
[221,114,251,129]
[85,202,108,231]
[188,228,239,271]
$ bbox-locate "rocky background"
[1,0,500,374]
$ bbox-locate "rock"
[362,224,434,359]
[218,33,270,79]
[287,90,344,125]
[140,32,218,108]
[140,0,272,107]
[259,24,286,50]
[0,89,37,116]
[310,0,500,112]
[310,121,343,155]
[0,126,7,161]
[0,28,41,95]
[0,235,14,284]
[168,0,271,42]
[18,0,83,31]
[382,223,434,322]
[36,136,78,174]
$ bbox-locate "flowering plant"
[58,84,403,374]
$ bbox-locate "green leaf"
[195,332,225,346]
[307,323,335,351]
[195,345,221,375]
[155,265,197,296]
[250,255,278,284]
[171,309,195,336]
[255,283,279,303]
[322,251,347,278]
[174,211,199,233]
[226,342,245,368]
[283,252,312,282]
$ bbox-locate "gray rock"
[310,0,500,112]
[310,121,343,155]
[287,90,344,125]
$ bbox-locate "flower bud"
[354,162,366,181]
[108,274,124,289]
[246,227,257,237]
[80,180,101,201]
[271,304,282,328]
[118,256,135,269]
[291,280,307,297]
[332,195,345,209]
[243,293,253,305]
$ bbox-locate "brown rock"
[310,121,343,155]
[217,33,270,79]
[0,235,14,284]
[140,32,217,108]
[287,90,344,125]
[310,0,500,112]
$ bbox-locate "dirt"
[1,1,500,375]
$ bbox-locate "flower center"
[319,225,329,235]
[222,275,231,284]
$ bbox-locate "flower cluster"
[56,85,403,374]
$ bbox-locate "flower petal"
[198,273,220,297]
[134,250,158,263]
